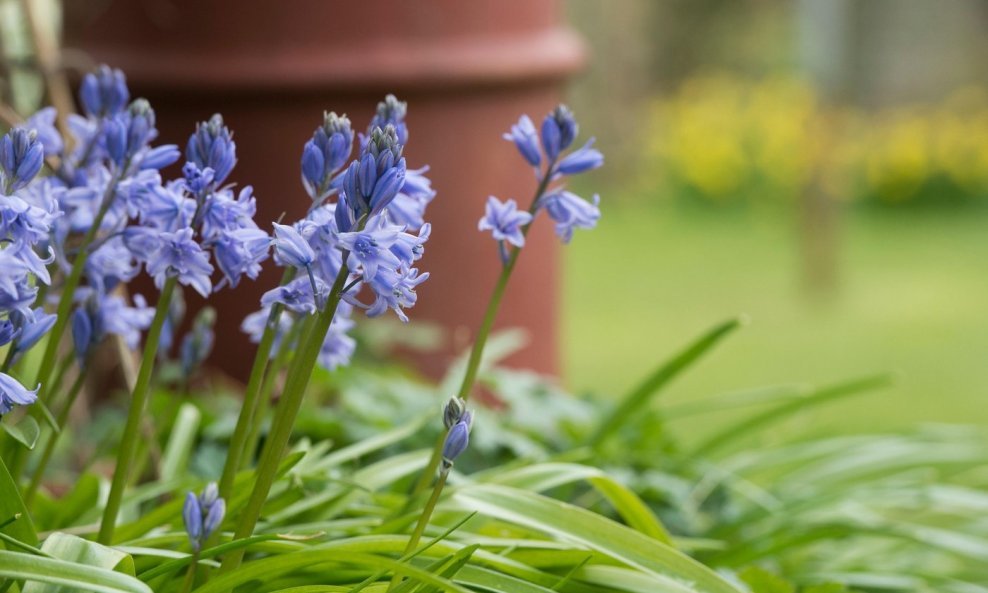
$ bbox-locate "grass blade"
[589,318,743,448]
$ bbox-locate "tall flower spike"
[0,128,44,194]
[186,114,237,185]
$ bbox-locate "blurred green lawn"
[562,199,988,438]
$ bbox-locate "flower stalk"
[217,269,294,500]
[98,275,178,544]
[218,254,354,574]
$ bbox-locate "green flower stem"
[388,467,450,591]
[218,259,352,575]
[178,551,199,593]
[98,275,178,544]
[35,168,125,395]
[217,268,295,501]
[241,320,302,472]
[24,363,88,505]
[410,167,553,497]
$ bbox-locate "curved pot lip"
[69,27,587,94]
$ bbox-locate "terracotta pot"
[64,1,585,381]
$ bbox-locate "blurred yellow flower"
[643,73,988,206]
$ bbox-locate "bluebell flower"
[260,276,327,315]
[334,193,357,233]
[79,65,130,118]
[144,228,214,297]
[96,294,154,350]
[182,162,216,196]
[183,483,225,553]
[139,144,181,171]
[186,114,236,185]
[540,104,578,161]
[213,227,270,288]
[389,223,430,266]
[538,190,601,243]
[72,292,154,363]
[341,125,406,217]
[0,194,59,244]
[272,223,315,269]
[441,410,473,468]
[198,186,257,241]
[7,240,54,286]
[305,204,345,282]
[103,99,158,168]
[369,94,408,145]
[1,128,44,193]
[0,253,37,315]
[0,372,39,415]
[85,238,141,294]
[180,307,215,376]
[478,197,532,249]
[135,180,197,232]
[10,307,56,358]
[386,166,435,231]
[361,266,428,323]
[503,115,541,167]
[301,111,354,200]
[556,138,604,175]
[21,107,63,157]
[337,225,402,282]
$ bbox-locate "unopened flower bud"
[441,410,473,469]
[442,397,467,429]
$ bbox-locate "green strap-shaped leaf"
[454,484,742,593]
[689,374,891,459]
[0,550,150,593]
[485,463,672,544]
[191,550,472,593]
[589,317,743,448]
[159,403,201,483]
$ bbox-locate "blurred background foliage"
[562,0,988,436]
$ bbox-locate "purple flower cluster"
[481,105,603,253]
[250,96,434,371]
[123,113,269,296]
[0,128,56,413]
[3,65,270,401]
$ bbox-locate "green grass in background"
[563,199,988,440]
